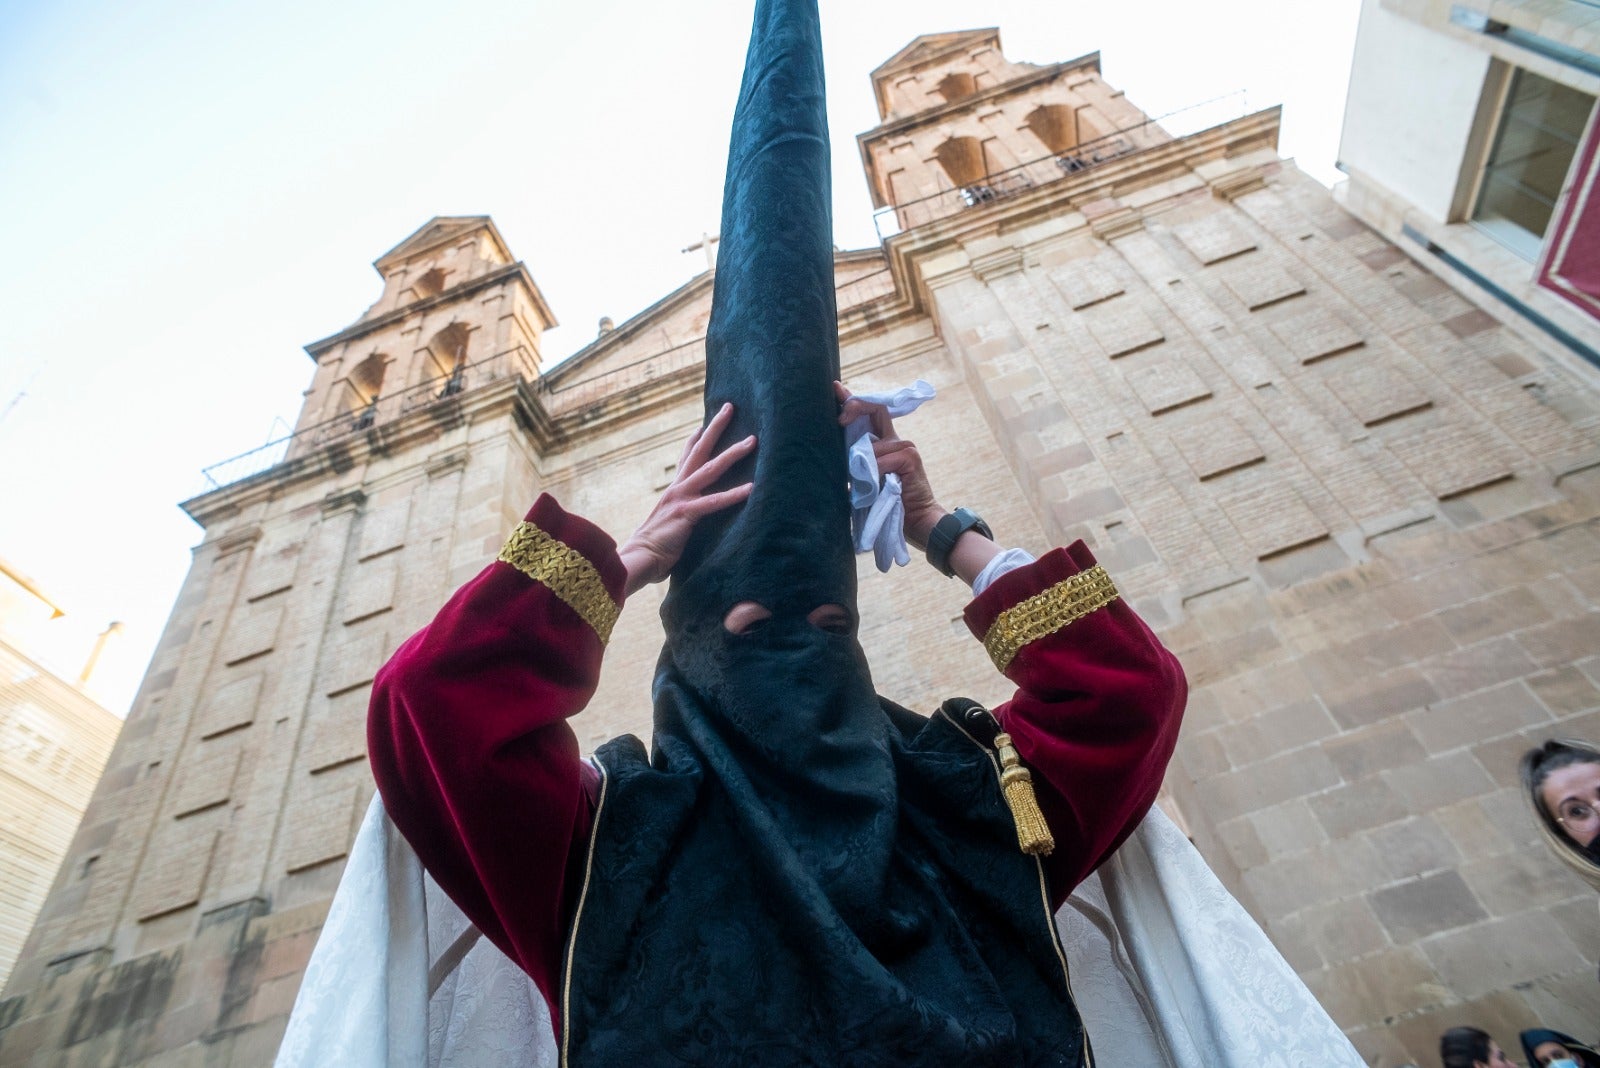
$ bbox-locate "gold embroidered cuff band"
[498,522,622,643]
[982,565,1119,672]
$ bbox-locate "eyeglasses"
[1557,800,1598,827]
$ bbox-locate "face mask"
[1547,1059,1579,1068]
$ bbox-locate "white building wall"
[1338,0,1492,223]
[1336,0,1600,382]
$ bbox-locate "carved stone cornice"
[1211,165,1270,202]
[1083,202,1146,242]
[426,446,470,479]
[879,107,1283,305]
[210,525,263,559]
[182,377,528,526]
[320,488,367,518]
[970,248,1026,282]
[186,113,1287,532]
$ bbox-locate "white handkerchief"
[844,380,936,571]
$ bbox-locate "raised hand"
[833,381,943,550]
[870,439,943,550]
[619,403,756,597]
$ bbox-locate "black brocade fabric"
[560,0,1085,1062]
[567,701,1086,1067]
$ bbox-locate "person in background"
[1521,738,1600,893]
[1440,1026,1515,1068]
[1521,1028,1600,1068]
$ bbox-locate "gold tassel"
[994,733,1055,856]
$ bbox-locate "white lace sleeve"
[1061,808,1366,1067]
[276,796,429,1067]
[277,796,557,1068]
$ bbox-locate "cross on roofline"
[682,231,720,271]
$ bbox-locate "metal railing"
[534,267,897,415]
[195,214,915,497]
[872,91,1254,241]
[197,346,537,493]
[834,266,896,308]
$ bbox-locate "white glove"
[843,380,936,572]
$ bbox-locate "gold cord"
[994,732,1055,856]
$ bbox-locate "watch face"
[927,510,990,577]
[956,509,992,540]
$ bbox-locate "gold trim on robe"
[983,566,1119,672]
[498,522,622,643]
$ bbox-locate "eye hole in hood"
[722,601,853,635]
[807,603,852,634]
[723,601,772,634]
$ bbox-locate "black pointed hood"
[662,0,851,627]
[652,0,894,934]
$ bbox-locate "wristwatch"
[925,507,994,578]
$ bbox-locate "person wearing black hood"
[1521,1028,1600,1068]
[365,0,1185,1063]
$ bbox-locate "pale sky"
[0,0,1362,713]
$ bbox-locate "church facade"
[2,30,1599,1067]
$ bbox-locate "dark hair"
[1521,738,1600,833]
[1441,1026,1491,1068]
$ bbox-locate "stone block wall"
[914,152,1600,1063]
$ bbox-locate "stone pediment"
[374,216,506,272]
[872,29,999,79]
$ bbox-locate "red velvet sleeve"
[964,542,1187,909]
[367,493,626,1034]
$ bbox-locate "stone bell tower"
[0,216,556,1065]
[858,30,1170,232]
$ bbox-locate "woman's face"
[1541,761,1600,847]
[1479,1040,1515,1068]
[1533,1039,1575,1066]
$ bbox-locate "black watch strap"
[925,507,994,578]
